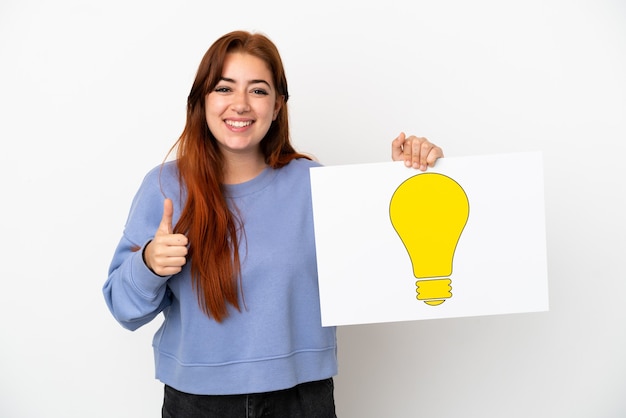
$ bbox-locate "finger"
[418,140,432,171]
[144,236,188,276]
[391,132,406,161]
[408,137,437,171]
[158,198,174,235]
[158,264,186,276]
[405,136,422,170]
[160,234,189,249]
[403,134,415,167]
[426,145,444,167]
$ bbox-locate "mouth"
[225,120,253,128]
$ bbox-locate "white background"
[1,1,624,417]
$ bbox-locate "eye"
[251,88,269,96]
[214,86,231,93]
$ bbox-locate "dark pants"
[162,378,337,418]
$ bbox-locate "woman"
[104,30,443,417]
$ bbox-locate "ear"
[273,95,284,120]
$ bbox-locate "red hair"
[170,31,309,322]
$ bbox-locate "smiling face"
[205,52,282,162]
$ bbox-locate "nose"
[232,91,250,114]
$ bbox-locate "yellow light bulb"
[389,173,469,306]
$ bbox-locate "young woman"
[104,30,443,418]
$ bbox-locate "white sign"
[310,152,549,326]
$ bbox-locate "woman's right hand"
[143,198,188,276]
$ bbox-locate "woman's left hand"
[391,132,444,171]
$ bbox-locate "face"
[205,52,282,159]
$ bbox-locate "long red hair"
[170,31,309,322]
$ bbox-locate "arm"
[103,169,188,331]
[103,235,173,331]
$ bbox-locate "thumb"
[158,198,174,235]
[392,132,407,160]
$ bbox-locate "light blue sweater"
[103,158,337,395]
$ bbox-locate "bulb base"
[416,278,452,306]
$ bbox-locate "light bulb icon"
[389,173,469,306]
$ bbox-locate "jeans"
[162,378,337,418]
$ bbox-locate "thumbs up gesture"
[143,198,188,276]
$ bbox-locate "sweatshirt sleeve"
[103,165,176,331]
[103,236,172,331]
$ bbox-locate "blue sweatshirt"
[103,158,337,395]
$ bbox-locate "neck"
[222,151,268,184]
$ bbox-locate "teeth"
[226,120,252,128]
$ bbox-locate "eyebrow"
[219,77,272,88]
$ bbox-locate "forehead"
[221,52,274,84]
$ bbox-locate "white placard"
[310,152,549,326]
